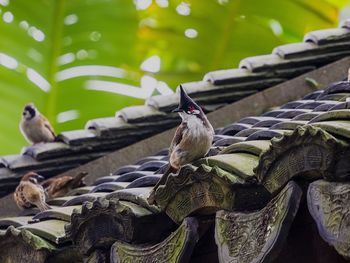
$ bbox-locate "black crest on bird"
[172,85,202,116]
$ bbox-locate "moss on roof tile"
[215,181,302,263]
[308,180,350,258]
[219,140,271,156]
[13,227,56,251]
[309,110,350,123]
[19,219,67,244]
[198,153,259,180]
[33,205,82,222]
[271,120,308,130]
[107,187,161,213]
[0,216,32,228]
[111,217,198,263]
[311,120,350,139]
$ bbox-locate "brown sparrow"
[148,85,214,205]
[14,172,51,211]
[20,103,56,144]
[42,172,87,198]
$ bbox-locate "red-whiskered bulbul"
[147,85,214,205]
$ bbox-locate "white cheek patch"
[179,112,187,120]
[187,109,200,115]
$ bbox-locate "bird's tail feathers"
[148,164,177,205]
[70,171,88,187]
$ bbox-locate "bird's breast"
[186,117,213,140]
[180,118,213,156]
[169,114,214,169]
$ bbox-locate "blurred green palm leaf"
[0,0,346,154]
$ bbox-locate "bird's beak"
[172,107,182,113]
[35,175,45,182]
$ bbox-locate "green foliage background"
[0,0,348,154]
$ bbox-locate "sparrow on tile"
[148,85,214,205]
[20,103,56,144]
[14,172,51,211]
[42,171,88,198]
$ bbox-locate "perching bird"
[20,103,56,144]
[42,172,88,198]
[14,172,51,211]
[148,85,214,205]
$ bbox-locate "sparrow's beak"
[34,174,45,182]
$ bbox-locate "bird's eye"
[187,105,195,114]
[29,178,37,184]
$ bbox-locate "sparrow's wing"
[41,115,56,138]
[169,122,187,154]
[41,178,55,189]
[43,176,73,195]
[53,176,74,190]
